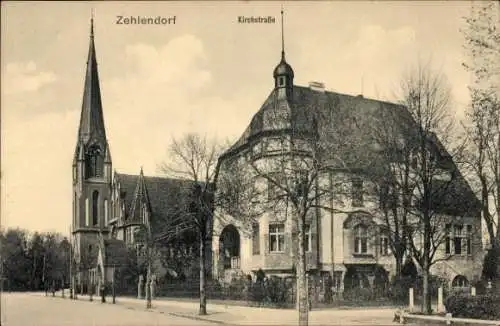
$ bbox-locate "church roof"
[77,18,106,142]
[73,18,109,164]
[97,237,128,268]
[221,84,481,217]
[114,172,201,237]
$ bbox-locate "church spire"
[77,14,106,143]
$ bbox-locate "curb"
[168,312,229,325]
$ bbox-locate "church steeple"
[77,15,106,143]
[273,7,294,97]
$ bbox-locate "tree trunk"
[422,265,431,314]
[297,213,309,326]
[199,234,207,315]
[395,255,403,278]
[422,221,432,315]
[146,252,152,309]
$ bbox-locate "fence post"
[445,313,452,325]
[409,288,414,313]
[138,275,143,299]
[437,287,444,313]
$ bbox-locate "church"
[71,18,205,293]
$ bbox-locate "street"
[0,292,399,326]
[0,292,216,326]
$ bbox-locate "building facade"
[212,36,483,296]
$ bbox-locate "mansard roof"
[220,84,481,218]
[225,85,409,156]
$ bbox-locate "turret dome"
[273,57,294,78]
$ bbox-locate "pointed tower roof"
[77,16,107,143]
[273,7,294,79]
[128,167,152,224]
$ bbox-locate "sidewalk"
[35,291,399,325]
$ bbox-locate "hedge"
[445,293,500,320]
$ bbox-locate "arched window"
[104,199,108,225]
[354,224,368,254]
[92,190,99,226]
[85,198,90,226]
[85,145,103,178]
[452,275,469,288]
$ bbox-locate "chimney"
[309,81,325,93]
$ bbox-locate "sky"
[1,1,475,235]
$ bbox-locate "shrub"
[389,275,415,304]
[471,279,488,295]
[482,247,500,281]
[226,274,247,300]
[266,276,291,306]
[445,293,500,320]
[344,287,373,302]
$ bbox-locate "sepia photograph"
[1,1,499,325]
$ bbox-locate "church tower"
[72,17,112,274]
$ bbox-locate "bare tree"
[388,60,473,313]
[159,133,225,315]
[215,90,376,326]
[462,1,500,252]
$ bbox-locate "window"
[85,198,90,226]
[126,228,133,244]
[445,224,452,254]
[252,223,260,255]
[351,178,363,207]
[304,224,312,252]
[452,275,469,288]
[466,225,472,255]
[354,225,368,254]
[454,225,464,255]
[92,190,99,226]
[333,272,342,292]
[104,199,108,225]
[380,235,390,256]
[85,145,103,178]
[269,223,285,252]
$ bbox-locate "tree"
[389,60,468,314]
[462,1,500,253]
[159,133,225,315]
[363,105,415,278]
[215,91,375,326]
[134,224,154,309]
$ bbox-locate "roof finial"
[280,5,285,60]
[90,8,95,38]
